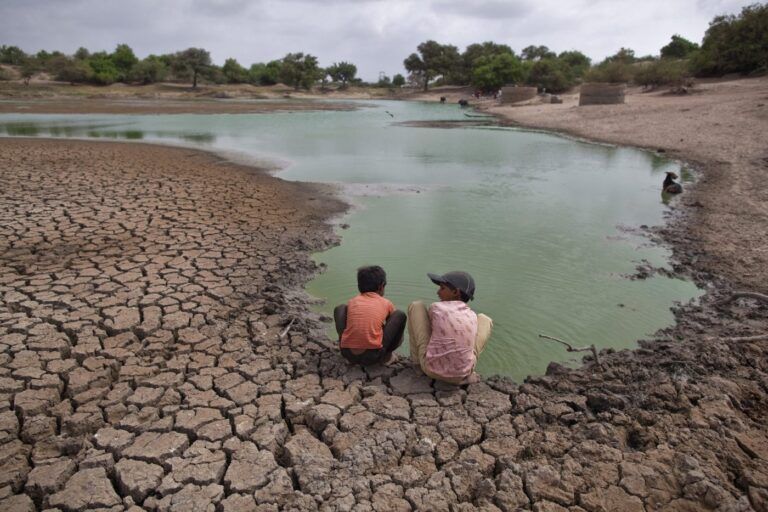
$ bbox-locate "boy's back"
[340,292,394,350]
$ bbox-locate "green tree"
[460,41,514,84]
[87,52,120,85]
[526,58,569,92]
[173,48,211,88]
[521,45,556,61]
[392,73,406,87]
[0,45,27,65]
[557,50,591,80]
[249,60,282,85]
[20,59,39,85]
[74,47,91,60]
[129,56,168,84]
[692,4,768,75]
[111,44,138,79]
[471,52,526,92]
[326,61,357,88]
[278,52,321,90]
[604,47,636,64]
[661,35,700,59]
[404,40,461,91]
[222,57,248,83]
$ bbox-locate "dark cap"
[428,271,475,301]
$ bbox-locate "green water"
[0,101,700,381]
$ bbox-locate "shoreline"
[1,82,767,509]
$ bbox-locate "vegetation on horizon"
[0,3,764,92]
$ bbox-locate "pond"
[0,100,700,381]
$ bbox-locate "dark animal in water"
[440,97,446,104]
[458,99,469,107]
[663,171,683,194]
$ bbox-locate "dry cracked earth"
[1,138,767,512]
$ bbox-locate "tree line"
[0,3,764,91]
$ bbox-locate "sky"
[0,0,755,81]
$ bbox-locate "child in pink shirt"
[408,271,493,384]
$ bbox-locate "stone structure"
[579,82,627,105]
[500,86,538,104]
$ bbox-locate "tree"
[691,4,768,76]
[471,53,526,92]
[20,60,38,85]
[661,35,700,59]
[111,44,138,79]
[526,58,569,92]
[403,40,461,91]
[55,58,91,84]
[87,52,120,85]
[222,57,248,83]
[278,52,321,90]
[604,47,636,64]
[392,73,406,87]
[557,50,591,80]
[460,41,514,84]
[0,45,27,65]
[174,48,211,88]
[327,61,357,88]
[129,56,168,84]
[522,45,556,61]
[74,47,91,60]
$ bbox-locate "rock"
[224,444,278,493]
[122,431,189,465]
[284,430,334,497]
[306,404,341,434]
[24,458,77,504]
[363,393,410,421]
[524,465,574,506]
[48,467,121,510]
[115,458,165,503]
[0,494,35,512]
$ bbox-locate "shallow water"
[0,100,700,381]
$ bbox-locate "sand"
[1,81,767,510]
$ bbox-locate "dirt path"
[1,79,767,510]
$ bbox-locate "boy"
[408,271,493,384]
[334,265,407,366]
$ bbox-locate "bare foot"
[460,372,481,385]
[383,352,399,365]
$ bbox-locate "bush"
[55,59,92,84]
[87,54,120,85]
[128,58,167,84]
[692,3,768,76]
[634,59,693,89]
[526,58,570,92]
[584,61,632,83]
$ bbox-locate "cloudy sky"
[0,0,754,81]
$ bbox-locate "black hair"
[357,265,387,293]
[444,282,470,303]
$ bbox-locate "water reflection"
[0,121,215,144]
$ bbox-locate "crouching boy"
[334,265,407,365]
[408,271,493,384]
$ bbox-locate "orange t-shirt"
[340,292,395,350]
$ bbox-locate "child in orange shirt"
[334,265,407,365]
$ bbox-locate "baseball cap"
[427,271,475,301]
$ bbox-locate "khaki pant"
[407,301,493,384]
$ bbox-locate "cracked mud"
[1,137,767,512]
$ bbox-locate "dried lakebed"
[0,135,767,511]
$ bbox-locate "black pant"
[334,304,406,365]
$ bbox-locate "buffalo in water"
[458,99,469,107]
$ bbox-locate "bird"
[385,110,394,118]
[662,171,683,194]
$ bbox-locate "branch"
[538,334,602,368]
[279,317,295,340]
[714,291,768,308]
[727,333,768,343]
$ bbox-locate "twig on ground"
[538,334,602,368]
[727,333,768,343]
[279,317,295,339]
[714,291,768,308]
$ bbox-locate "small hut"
[579,83,626,106]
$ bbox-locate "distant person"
[335,266,407,366]
[408,271,493,384]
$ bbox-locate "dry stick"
[538,334,603,368]
[714,291,768,308]
[728,334,768,343]
[279,317,295,339]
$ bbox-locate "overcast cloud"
[0,0,754,81]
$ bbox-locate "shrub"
[128,58,167,84]
[526,58,570,92]
[584,61,633,83]
[634,59,693,90]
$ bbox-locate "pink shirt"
[425,301,478,380]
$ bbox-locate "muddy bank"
[0,109,767,511]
